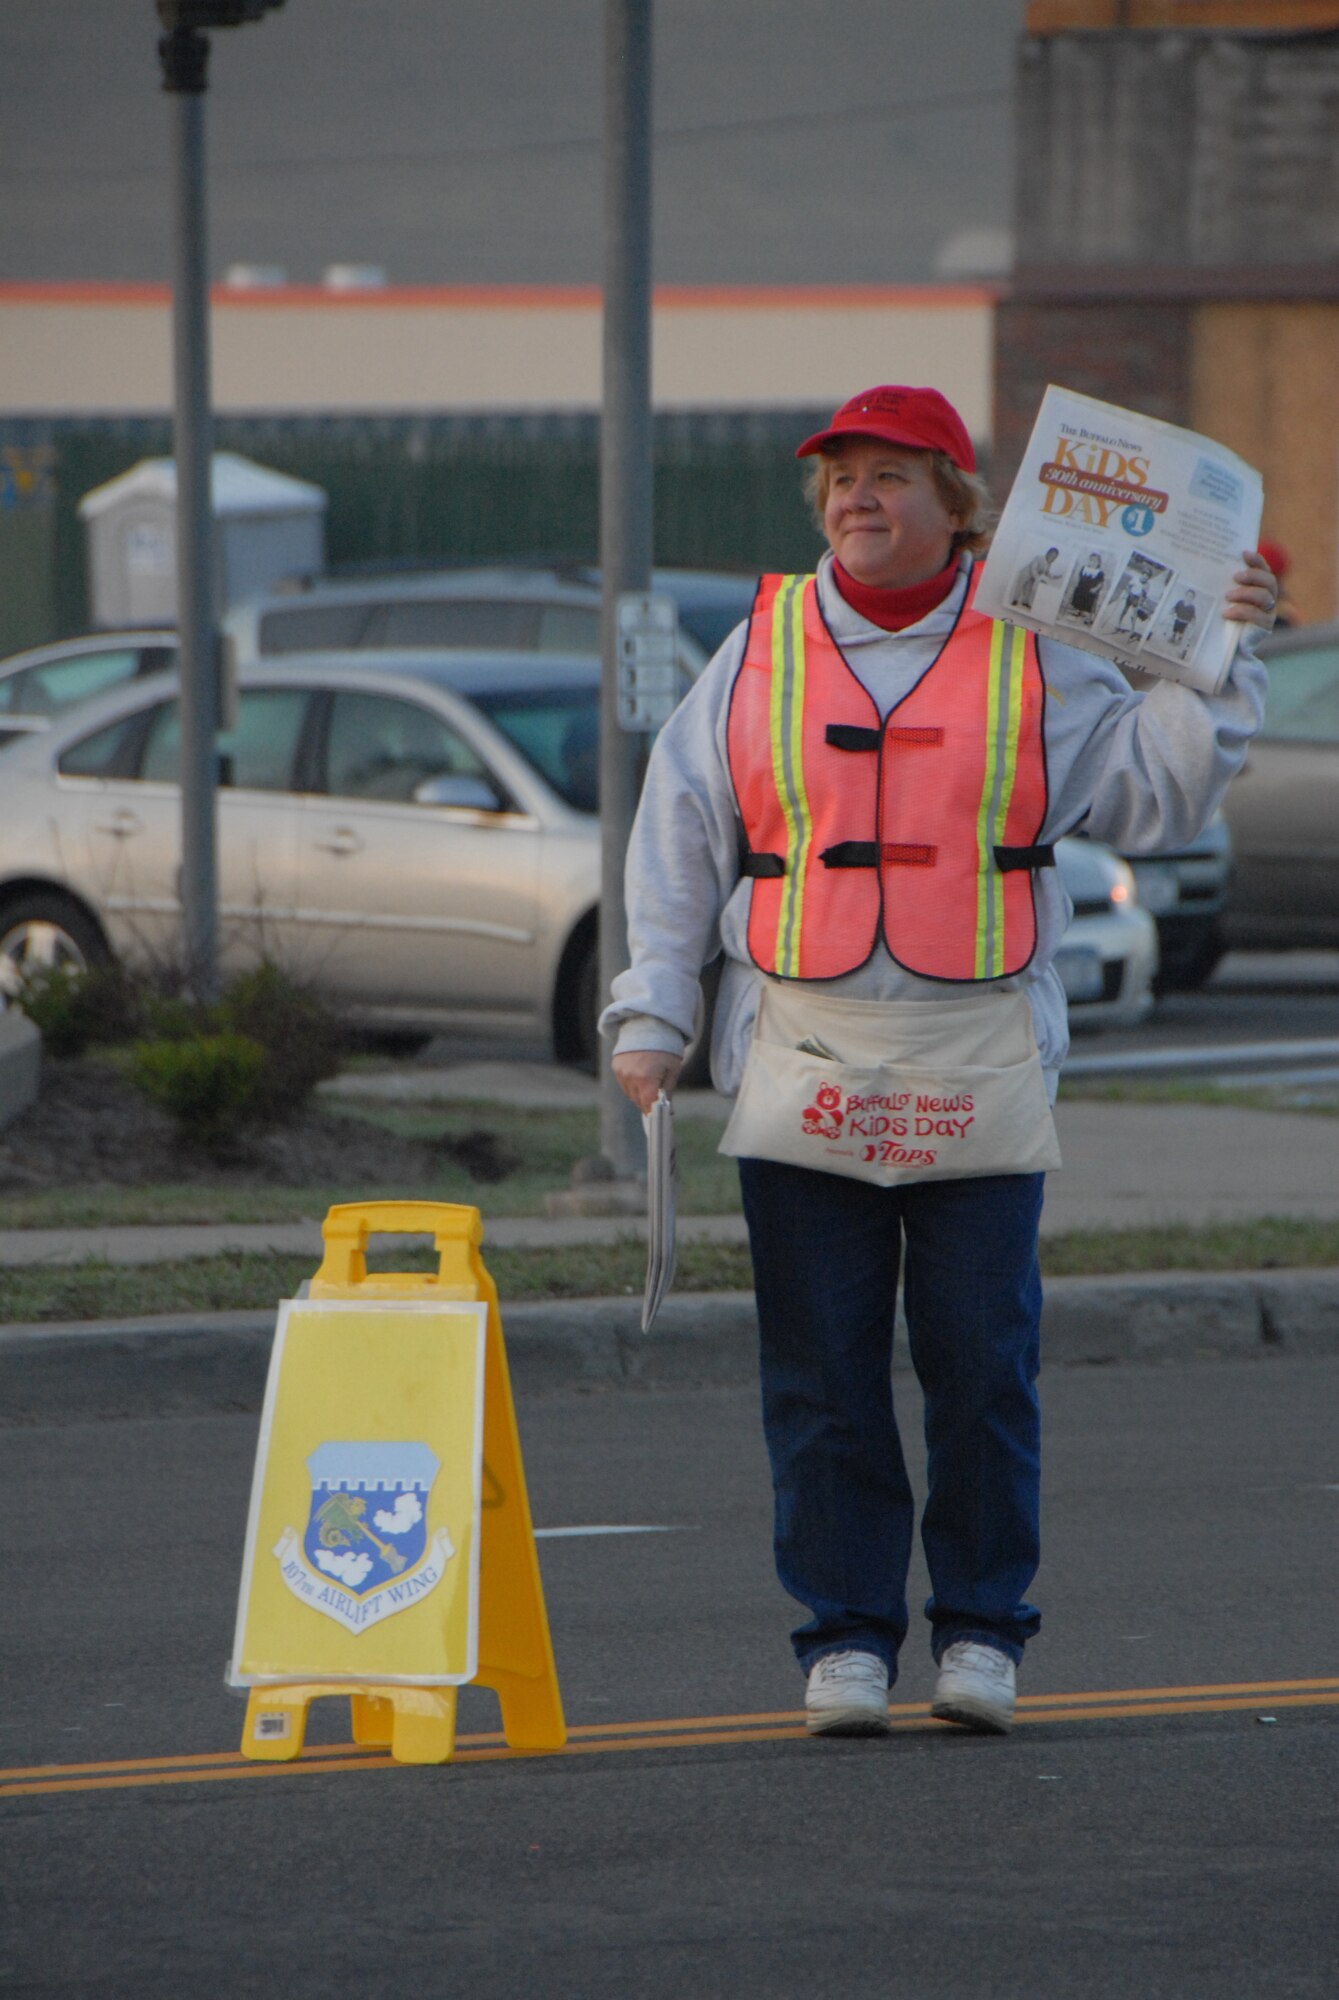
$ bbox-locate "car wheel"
[566,940,720,1087]
[676,955,721,1089]
[1152,924,1226,995]
[570,936,601,1073]
[0,894,109,1007]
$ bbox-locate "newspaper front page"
[976,386,1263,695]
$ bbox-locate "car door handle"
[93,808,143,838]
[314,827,365,856]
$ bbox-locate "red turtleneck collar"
[832,554,961,631]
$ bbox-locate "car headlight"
[1056,837,1139,917]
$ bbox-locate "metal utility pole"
[598,0,654,1179]
[155,1,287,1000]
[158,17,219,999]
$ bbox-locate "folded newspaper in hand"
[641,1092,677,1333]
[975,385,1263,696]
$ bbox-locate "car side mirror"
[412,773,505,812]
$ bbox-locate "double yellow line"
[5,1677,1337,1800]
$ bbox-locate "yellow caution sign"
[228,1201,565,1766]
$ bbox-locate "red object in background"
[1258,536,1291,580]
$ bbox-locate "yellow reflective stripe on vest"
[974,620,1028,979]
[768,575,813,979]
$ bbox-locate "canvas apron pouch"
[719,983,1061,1188]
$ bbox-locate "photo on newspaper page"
[975,386,1263,695]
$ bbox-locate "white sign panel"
[617,592,680,731]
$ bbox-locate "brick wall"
[992,298,1192,496]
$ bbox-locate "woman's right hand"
[612,1049,683,1113]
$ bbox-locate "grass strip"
[0,1241,748,1323]
[3,1082,1334,1234]
[0,1101,739,1232]
[1038,1216,1339,1277]
[1058,1077,1339,1115]
[4,1218,1339,1324]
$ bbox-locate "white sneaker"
[931,1640,1017,1734]
[804,1649,890,1736]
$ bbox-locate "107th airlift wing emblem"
[271,1442,455,1635]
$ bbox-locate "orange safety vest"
[727,566,1052,983]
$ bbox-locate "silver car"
[0,646,1153,1065]
[0,630,177,748]
[0,651,609,1065]
[1224,623,1339,948]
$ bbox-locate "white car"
[0,648,1154,1063]
[0,630,177,748]
[222,564,758,674]
[0,567,756,747]
[1051,837,1157,1030]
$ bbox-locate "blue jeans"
[738,1158,1045,1681]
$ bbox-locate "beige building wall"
[1191,303,1339,623]
[0,283,995,441]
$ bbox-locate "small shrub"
[127,1030,270,1154]
[17,960,146,1057]
[139,990,211,1044]
[33,955,348,1148]
[218,961,346,1116]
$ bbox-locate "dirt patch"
[0,1057,439,1192]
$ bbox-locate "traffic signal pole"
[598,0,654,1180]
[154,2,287,1002]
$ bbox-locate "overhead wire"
[0,84,1010,185]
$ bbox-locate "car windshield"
[470,684,599,812]
[0,648,144,716]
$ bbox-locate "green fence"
[0,410,834,652]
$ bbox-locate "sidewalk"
[2,1068,1336,1418]
[3,1087,1334,1270]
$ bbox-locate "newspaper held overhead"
[641,1092,676,1333]
[976,386,1263,696]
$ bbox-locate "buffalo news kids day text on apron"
[720,984,1061,1188]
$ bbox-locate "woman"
[603,385,1276,1738]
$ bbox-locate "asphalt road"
[1076,952,1339,1062]
[4,1356,1338,1998]
[364,952,1339,1077]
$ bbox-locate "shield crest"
[302,1441,440,1597]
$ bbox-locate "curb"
[3,1269,1339,1424]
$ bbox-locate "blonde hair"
[804,447,995,558]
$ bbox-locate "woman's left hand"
[1224,548,1279,630]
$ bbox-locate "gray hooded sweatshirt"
[601,552,1265,1100]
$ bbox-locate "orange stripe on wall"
[0,281,997,313]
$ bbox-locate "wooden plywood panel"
[1028,3,1339,30]
[1192,303,1339,620]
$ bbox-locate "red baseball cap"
[795,385,976,472]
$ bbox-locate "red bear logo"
[801,1081,845,1140]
